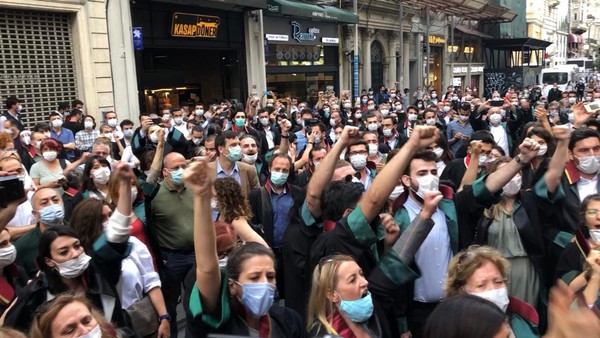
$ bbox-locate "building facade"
[569,0,600,60]
[0,0,113,128]
[526,0,569,66]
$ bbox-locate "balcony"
[571,21,588,35]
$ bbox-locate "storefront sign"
[266,34,289,41]
[321,37,339,43]
[453,66,484,74]
[453,77,462,86]
[291,21,318,42]
[264,17,338,46]
[171,12,220,38]
[428,35,446,45]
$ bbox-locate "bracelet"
[281,134,289,138]
[158,313,171,322]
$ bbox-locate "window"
[0,9,77,129]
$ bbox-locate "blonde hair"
[29,294,116,338]
[107,173,140,207]
[306,254,355,333]
[445,246,509,298]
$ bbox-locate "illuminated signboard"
[171,12,220,38]
[428,35,446,45]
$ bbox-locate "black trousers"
[408,300,440,338]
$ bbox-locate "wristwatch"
[514,154,529,166]
[158,313,171,322]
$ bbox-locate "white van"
[540,66,579,96]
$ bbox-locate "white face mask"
[242,153,258,164]
[43,151,58,162]
[503,175,522,196]
[92,167,111,185]
[367,123,378,131]
[383,128,393,137]
[368,143,378,157]
[470,287,509,312]
[350,154,368,171]
[433,147,444,160]
[173,117,183,125]
[489,113,502,125]
[51,119,63,128]
[131,187,138,199]
[589,229,600,243]
[478,155,488,167]
[411,174,439,199]
[380,109,389,117]
[78,324,102,338]
[389,185,404,201]
[54,253,92,278]
[149,132,159,144]
[576,155,600,175]
[426,118,436,126]
[84,121,94,129]
[107,118,118,127]
[537,144,548,157]
[408,113,418,121]
[0,245,17,269]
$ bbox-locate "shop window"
[266,72,335,104]
[141,48,243,113]
[371,41,384,89]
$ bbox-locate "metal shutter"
[0,9,77,129]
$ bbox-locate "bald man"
[145,151,195,336]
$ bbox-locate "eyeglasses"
[348,150,368,156]
[585,209,600,216]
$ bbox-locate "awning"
[484,38,552,50]
[266,0,359,24]
[401,0,517,23]
[205,0,267,9]
[567,33,585,44]
[455,24,493,38]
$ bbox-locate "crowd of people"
[0,81,600,338]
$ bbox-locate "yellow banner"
[171,12,220,39]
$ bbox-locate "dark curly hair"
[214,177,252,223]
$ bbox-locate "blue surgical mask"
[124,129,133,138]
[236,281,275,317]
[170,168,185,186]
[227,145,242,162]
[37,204,65,225]
[338,291,374,323]
[270,171,289,186]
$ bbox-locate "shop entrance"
[139,48,244,113]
